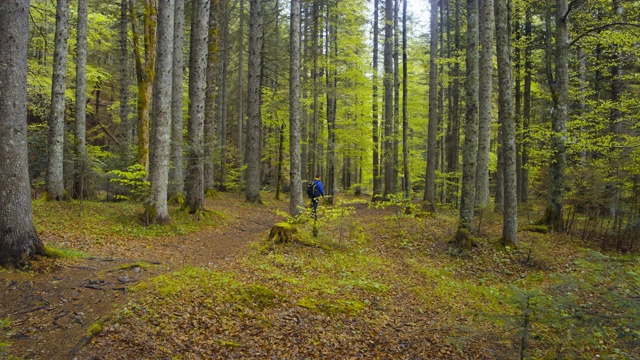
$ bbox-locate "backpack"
[306,181,316,198]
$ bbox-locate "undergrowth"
[32,199,224,239]
[86,197,639,359]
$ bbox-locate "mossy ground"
[2,193,638,359]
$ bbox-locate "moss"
[268,223,298,244]
[522,225,550,234]
[128,281,149,293]
[242,284,278,309]
[86,322,103,337]
[44,246,88,259]
[449,227,478,253]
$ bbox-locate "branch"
[563,0,583,22]
[570,22,640,47]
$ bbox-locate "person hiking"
[307,175,325,219]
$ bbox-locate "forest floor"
[1,192,638,359]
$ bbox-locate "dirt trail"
[0,194,283,360]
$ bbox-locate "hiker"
[307,174,325,219]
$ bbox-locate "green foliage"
[106,164,150,201]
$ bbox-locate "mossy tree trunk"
[130,0,157,173]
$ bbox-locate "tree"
[130,0,158,173]
[46,0,70,201]
[459,0,479,232]
[372,0,382,200]
[118,0,133,164]
[401,0,409,198]
[169,0,185,200]
[0,0,46,266]
[74,0,88,199]
[236,0,246,170]
[539,0,568,231]
[246,0,263,203]
[204,0,219,193]
[423,0,438,211]
[148,0,175,224]
[185,0,210,213]
[496,0,517,246]
[289,0,304,215]
[475,0,494,208]
[383,0,394,198]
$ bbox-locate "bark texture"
[541,0,568,231]
[149,0,175,223]
[459,0,479,232]
[496,0,517,246]
[423,0,438,211]
[74,0,88,199]
[289,0,304,215]
[0,0,46,266]
[46,0,70,201]
[245,0,262,203]
[185,0,210,213]
[383,0,394,198]
[169,0,185,199]
[475,0,494,208]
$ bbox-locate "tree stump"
[268,222,298,244]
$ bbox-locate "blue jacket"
[313,179,325,197]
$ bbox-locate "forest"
[0,0,639,358]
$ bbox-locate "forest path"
[0,193,285,360]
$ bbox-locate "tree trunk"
[148,0,174,224]
[74,0,88,199]
[446,0,461,207]
[204,0,219,193]
[475,0,493,208]
[540,0,568,231]
[311,0,320,178]
[392,0,400,195]
[458,0,479,234]
[521,7,531,203]
[326,1,337,205]
[236,0,245,170]
[383,0,394,198]
[423,0,438,211]
[169,0,185,199]
[46,0,70,201]
[401,0,409,198]
[130,0,158,173]
[245,0,262,203]
[0,0,46,266]
[218,0,230,190]
[289,0,303,215]
[119,0,132,165]
[185,0,210,213]
[372,0,382,200]
[496,0,517,246]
